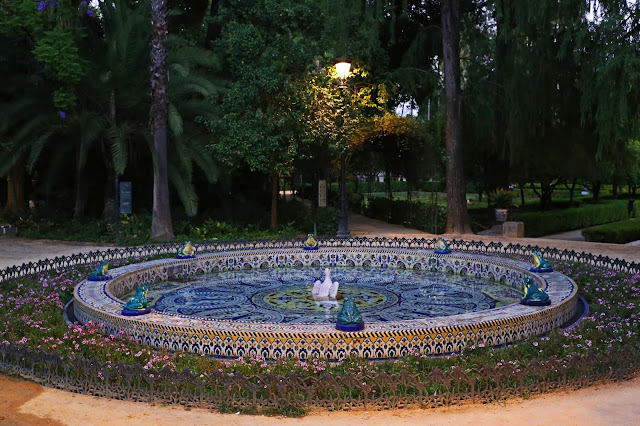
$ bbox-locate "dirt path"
[1,221,639,425]
[2,374,640,425]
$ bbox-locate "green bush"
[419,180,445,193]
[278,199,338,236]
[357,180,445,195]
[356,180,408,194]
[582,219,640,243]
[15,210,304,244]
[365,198,447,233]
[511,200,629,237]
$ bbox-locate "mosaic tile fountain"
[74,247,578,359]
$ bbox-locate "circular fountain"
[73,245,578,359]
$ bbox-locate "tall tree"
[441,0,471,234]
[208,0,324,228]
[150,0,174,241]
[0,1,87,213]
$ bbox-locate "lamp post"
[335,60,351,238]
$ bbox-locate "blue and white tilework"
[74,248,578,359]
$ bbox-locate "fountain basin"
[73,247,578,359]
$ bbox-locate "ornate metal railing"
[0,342,637,411]
[1,237,639,413]
[2,237,639,283]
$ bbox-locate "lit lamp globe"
[335,60,351,89]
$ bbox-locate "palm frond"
[0,141,29,176]
[168,102,184,137]
[168,162,198,216]
[26,130,54,172]
[76,114,109,170]
[177,133,218,183]
[169,134,194,181]
[106,124,129,175]
[170,63,190,78]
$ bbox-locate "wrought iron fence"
[2,237,639,282]
[0,342,637,412]
[1,237,639,413]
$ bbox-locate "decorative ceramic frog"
[303,233,318,250]
[177,241,196,259]
[530,251,553,272]
[520,276,551,306]
[122,285,151,315]
[88,260,112,281]
[434,237,451,254]
[336,295,364,331]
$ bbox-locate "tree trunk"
[270,170,278,228]
[592,181,601,203]
[491,0,513,189]
[441,0,471,234]
[565,179,577,206]
[385,166,392,201]
[6,163,25,214]
[74,167,89,219]
[150,0,174,241]
[517,182,525,207]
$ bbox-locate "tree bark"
[150,0,174,241]
[6,163,25,214]
[592,181,601,203]
[73,167,89,219]
[270,170,278,228]
[490,0,513,189]
[441,0,472,234]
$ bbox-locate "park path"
[349,214,640,263]
[1,217,640,425]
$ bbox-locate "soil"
[2,374,640,425]
[1,219,639,425]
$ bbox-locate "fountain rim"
[74,247,577,336]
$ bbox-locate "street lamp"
[335,60,351,89]
[335,59,351,238]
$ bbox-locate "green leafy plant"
[489,189,516,209]
[512,200,628,237]
[582,218,640,243]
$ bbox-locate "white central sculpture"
[312,268,339,300]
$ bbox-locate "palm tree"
[150,0,173,241]
[70,0,151,218]
[166,35,223,216]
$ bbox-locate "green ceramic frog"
[88,260,110,280]
[532,251,552,271]
[123,285,148,311]
[521,276,550,306]
[177,241,196,257]
[336,296,364,331]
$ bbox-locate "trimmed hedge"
[364,198,447,234]
[279,199,338,236]
[582,218,640,243]
[357,180,445,194]
[511,200,629,237]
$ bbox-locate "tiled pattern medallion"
[74,248,578,359]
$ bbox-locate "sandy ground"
[2,374,640,426]
[0,238,114,270]
[1,217,639,425]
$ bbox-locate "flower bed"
[1,238,639,415]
